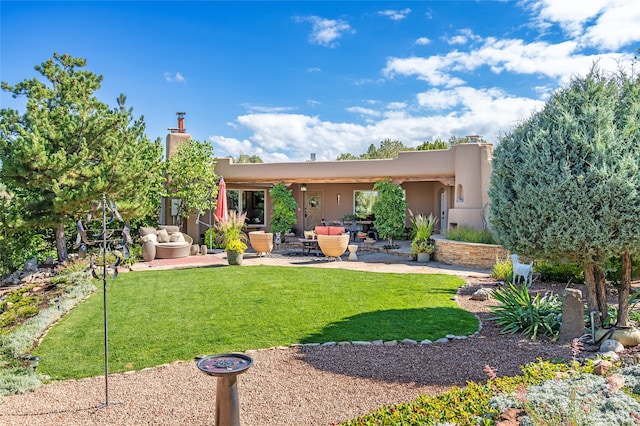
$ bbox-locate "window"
[227,189,265,225]
[354,190,378,219]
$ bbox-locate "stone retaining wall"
[433,234,508,270]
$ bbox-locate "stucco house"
[162,114,493,245]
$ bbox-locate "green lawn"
[34,266,477,380]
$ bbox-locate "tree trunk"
[584,263,599,315]
[55,222,68,262]
[618,251,632,327]
[584,262,608,327]
[594,265,608,325]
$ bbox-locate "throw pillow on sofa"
[159,225,180,234]
[156,228,170,243]
[140,226,156,237]
[141,233,158,243]
[169,232,185,243]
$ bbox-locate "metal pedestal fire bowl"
[196,353,253,426]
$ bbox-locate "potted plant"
[215,210,248,265]
[410,211,438,262]
[411,239,436,262]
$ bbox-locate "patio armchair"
[248,230,274,257]
[317,234,350,259]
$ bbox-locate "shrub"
[343,360,591,425]
[0,366,43,397]
[489,283,563,340]
[445,226,495,244]
[606,255,640,284]
[535,259,584,284]
[492,256,513,283]
[491,368,640,425]
[204,227,224,249]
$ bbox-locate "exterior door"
[440,190,448,233]
[305,191,323,231]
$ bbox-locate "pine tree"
[0,53,164,261]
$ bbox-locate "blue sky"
[2,1,639,162]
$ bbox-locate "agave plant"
[489,283,563,340]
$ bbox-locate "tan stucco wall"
[164,142,493,243]
[447,143,493,231]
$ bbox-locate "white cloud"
[209,135,253,156]
[444,29,481,45]
[294,16,354,47]
[527,0,607,36]
[242,104,295,113]
[383,55,467,87]
[378,8,411,21]
[527,0,640,50]
[346,106,381,117]
[209,90,544,161]
[580,0,640,50]
[385,37,631,89]
[386,102,407,110]
[207,1,640,163]
[164,72,185,83]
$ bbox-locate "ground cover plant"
[0,271,95,396]
[343,359,640,425]
[446,226,495,245]
[33,266,477,380]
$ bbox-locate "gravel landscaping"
[0,275,576,426]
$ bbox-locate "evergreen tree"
[0,53,164,261]
[235,153,263,163]
[489,66,640,326]
[416,139,449,150]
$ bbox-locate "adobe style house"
[163,115,493,245]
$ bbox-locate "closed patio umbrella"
[214,177,228,222]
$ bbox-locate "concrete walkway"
[130,239,491,278]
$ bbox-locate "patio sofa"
[139,225,193,260]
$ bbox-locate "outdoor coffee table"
[196,353,253,426]
[298,238,319,256]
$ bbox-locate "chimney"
[177,112,186,133]
[310,153,316,161]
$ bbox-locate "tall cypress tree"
[489,66,640,327]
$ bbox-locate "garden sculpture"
[510,254,533,287]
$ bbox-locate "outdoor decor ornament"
[74,194,131,410]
